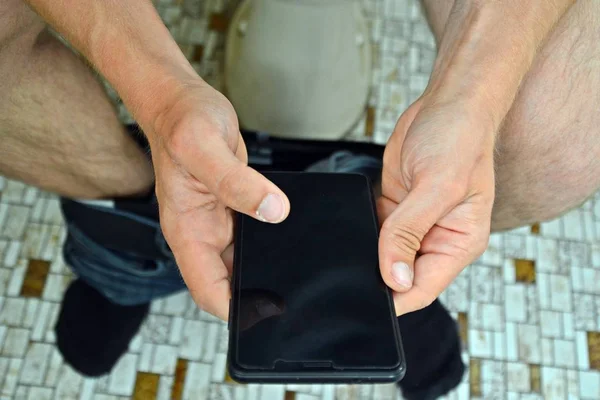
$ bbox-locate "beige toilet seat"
[224,0,372,140]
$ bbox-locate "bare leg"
[0,0,154,199]
[420,0,600,230]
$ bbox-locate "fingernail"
[256,193,285,223]
[391,262,413,289]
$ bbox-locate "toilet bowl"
[225,0,371,140]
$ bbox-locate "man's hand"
[377,0,575,316]
[378,97,495,316]
[20,0,293,320]
[148,81,289,320]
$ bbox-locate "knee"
[492,122,600,231]
[0,0,45,54]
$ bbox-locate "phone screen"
[229,173,403,380]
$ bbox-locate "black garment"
[55,279,149,377]
[397,300,465,399]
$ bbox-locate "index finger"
[392,252,464,316]
[175,240,231,320]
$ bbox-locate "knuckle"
[215,164,246,201]
[382,222,424,255]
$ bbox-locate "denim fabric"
[62,211,186,306]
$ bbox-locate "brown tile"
[209,13,229,33]
[514,259,536,283]
[531,223,541,235]
[133,372,160,400]
[192,45,204,62]
[457,312,468,349]
[530,364,541,393]
[365,107,375,137]
[171,359,188,400]
[469,358,481,397]
[588,331,600,370]
[20,259,50,297]
[285,391,296,400]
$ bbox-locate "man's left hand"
[378,96,495,316]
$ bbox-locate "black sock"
[397,300,465,400]
[55,279,149,377]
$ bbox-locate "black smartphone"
[227,172,405,384]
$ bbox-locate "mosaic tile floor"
[1,0,600,399]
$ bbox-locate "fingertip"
[391,261,414,290]
[255,192,290,224]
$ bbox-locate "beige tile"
[54,364,83,399]
[211,352,227,382]
[0,297,25,326]
[580,370,600,399]
[550,274,573,312]
[1,358,22,398]
[43,348,63,386]
[260,385,286,400]
[518,324,541,364]
[542,367,567,399]
[469,329,493,358]
[2,181,26,203]
[182,362,211,400]
[163,292,190,316]
[107,354,138,396]
[505,284,527,323]
[1,327,29,358]
[169,316,184,346]
[150,345,177,375]
[507,362,530,393]
[201,323,220,363]
[7,259,27,296]
[180,320,205,361]
[1,205,30,240]
[157,375,174,400]
[3,240,21,267]
[21,224,51,260]
[80,378,96,400]
[19,342,52,385]
[26,387,53,400]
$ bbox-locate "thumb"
[379,185,450,293]
[178,132,290,223]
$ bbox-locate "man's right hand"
[147,79,290,320]
[20,0,290,320]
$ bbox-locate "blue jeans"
[62,202,186,306]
